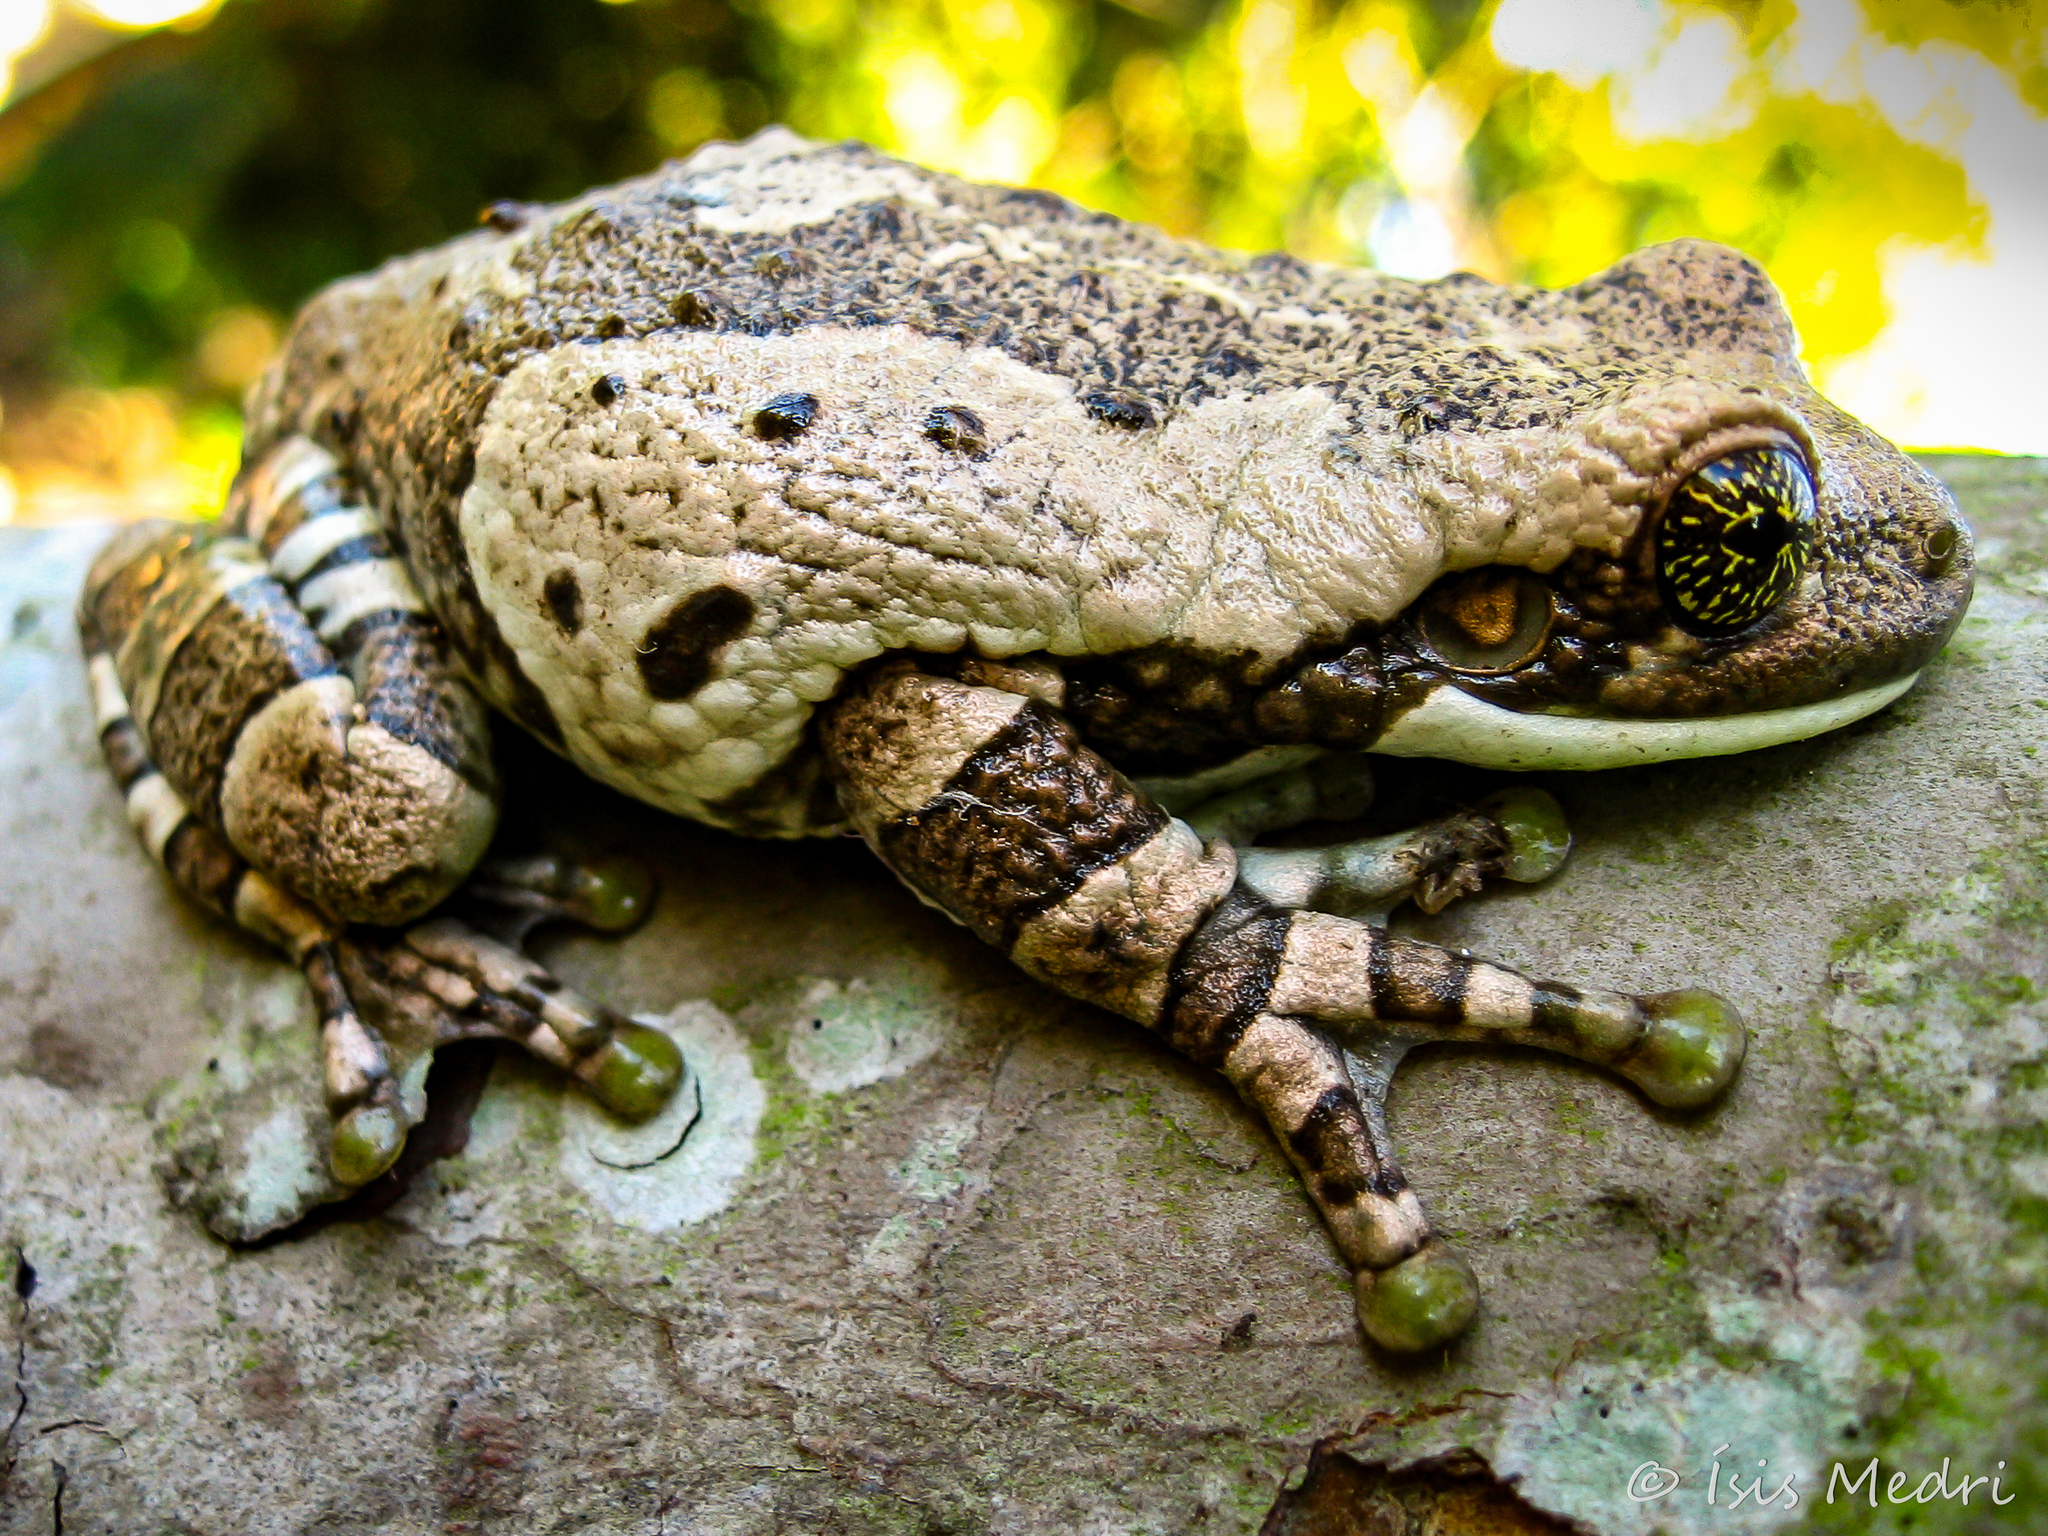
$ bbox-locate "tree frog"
[79,129,1972,1353]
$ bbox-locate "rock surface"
[2,456,2043,1536]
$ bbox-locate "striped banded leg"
[226,435,499,922]
[81,630,417,1183]
[80,444,680,1186]
[84,652,677,1173]
[822,664,1745,1353]
[820,666,1458,1347]
[1270,918,1746,1111]
[81,510,493,926]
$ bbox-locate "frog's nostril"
[1920,521,1963,580]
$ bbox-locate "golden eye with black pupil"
[1654,445,1816,637]
[1416,567,1553,674]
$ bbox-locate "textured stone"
[2,456,2043,1534]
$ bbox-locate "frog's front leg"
[1231,788,1573,921]
[822,664,1744,1353]
[1158,753,1571,922]
[79,437,679,1189]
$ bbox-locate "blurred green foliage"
[0,0,781,396]
[0,0,2033,425]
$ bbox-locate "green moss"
[1827,900,1916,963]
[1554,1095,1590,1137]
[737,1023,832,1169]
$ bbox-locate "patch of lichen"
[1788,836,2048,1533]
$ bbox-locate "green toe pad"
[1479,787,1572,883]
[331,1102,408,1187]
[1355,1241,1480,1353]
[570,862,657,933]
[1628,989,1748,1108]
[586,1022,684,1121]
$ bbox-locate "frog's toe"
[564,860,657,932]
[1355,1241,1480,1354]
[1623,989,1748,1108]
[387,917,686,1124]
[464,852,657,936]
[330,1094,411,1187]
[1477,787,1572,883]
[580,1020,684,1122]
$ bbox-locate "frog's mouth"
[1370,670,1920,770]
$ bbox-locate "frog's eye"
[1416,567,1553,673]
[1655,446,1816,636]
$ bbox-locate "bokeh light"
[1483,0,2045,456]
[0,0,2039,529]
[71,0,219,28]
[0,0,54,99]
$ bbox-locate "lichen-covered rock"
[3,457,2044,1534]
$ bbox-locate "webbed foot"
[317,885,682,1187]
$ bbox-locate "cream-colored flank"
[459,320,1737,829]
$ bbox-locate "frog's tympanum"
[81,130,1971,1352]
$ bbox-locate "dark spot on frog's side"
[1082,388,1158,431]
[752,392,820,440]
[638,585,756,700]
[924,404,990,456]
[590,375,627,407]
[543,571,582,635]
[672,289,721,328]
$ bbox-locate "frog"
[78,127,1972,1354]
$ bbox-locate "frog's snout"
[1895,496,1976,662]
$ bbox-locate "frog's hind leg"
[81,637,418,1182]
[80,439,678,1190]
[823,664,1744,1353]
